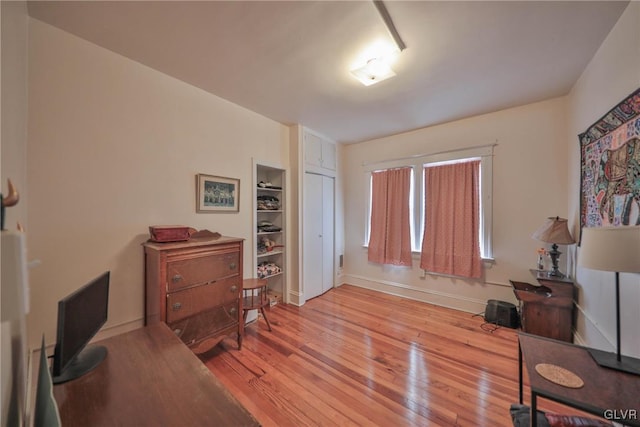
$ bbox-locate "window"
[364,145,494,262]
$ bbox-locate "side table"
[518,332,640,426]
[242,278,273,332]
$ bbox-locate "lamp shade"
[578,226,640,273]
[531,217,575,245]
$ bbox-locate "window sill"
[361,245,495,263]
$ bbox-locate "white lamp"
[578,225,640,375]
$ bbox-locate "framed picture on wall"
[196,174,240,213]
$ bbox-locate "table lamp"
[531,216,575,277]
[578,225,640,375]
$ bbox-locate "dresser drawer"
[168,301,239,347]
[166,251,239,291]
[166,277,240,323]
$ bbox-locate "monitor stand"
[52,345,107,385]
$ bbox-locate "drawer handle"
[230,285,237,292]
[172,274,183,283]
[229,307,236,315]
[229,262,237,270]
[172,302,182,311]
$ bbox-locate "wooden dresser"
[143,236,244,352]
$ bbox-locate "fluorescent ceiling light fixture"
[350,40,400,86]
[349,1,406,86]
[350,57,396,86]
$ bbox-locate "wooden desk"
[518,332,640,426]
[53,323,259,426]
[511,271,575,342]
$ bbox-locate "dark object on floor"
[484,299,519,328]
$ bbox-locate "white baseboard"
[573,302,614,351]
[95,318,145,342]
[341,274,491,314]
[287,290,304,306]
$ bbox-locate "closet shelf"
[257,250,284,258]
[257,271,283,280]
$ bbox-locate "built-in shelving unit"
[253,162,286,307]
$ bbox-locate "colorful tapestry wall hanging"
[579,87,640,239]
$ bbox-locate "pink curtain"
[368,167,413,266]
[420,160,482,278]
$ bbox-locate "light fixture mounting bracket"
[373,0,406,52]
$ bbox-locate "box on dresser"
[148,225,192,242]
[143,235,244,352]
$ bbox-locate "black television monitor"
[52,271,110,384]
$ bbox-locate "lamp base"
[547,244,562,277]
[546,270,565,278]
[588,348,640,376]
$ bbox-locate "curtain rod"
[361,142,498,167]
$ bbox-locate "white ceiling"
[27,1,628,144]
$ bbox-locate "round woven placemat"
[535,363,584,388]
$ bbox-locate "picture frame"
[578,87,640,242]
[196,174,240,213]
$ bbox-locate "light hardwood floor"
[199,284,575,426]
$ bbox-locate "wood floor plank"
[200,284,597,426]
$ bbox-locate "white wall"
[1,1,28,228]
[342,97,570,314]
[567,2,640,357]
[1,2,30,425]
[26,18,290,350]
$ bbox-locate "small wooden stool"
[242,278,272,331]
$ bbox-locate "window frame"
[364,145,494,260]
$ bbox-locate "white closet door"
[303,173,324,300]
[321,176,334,294]
[303,173,335,300]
